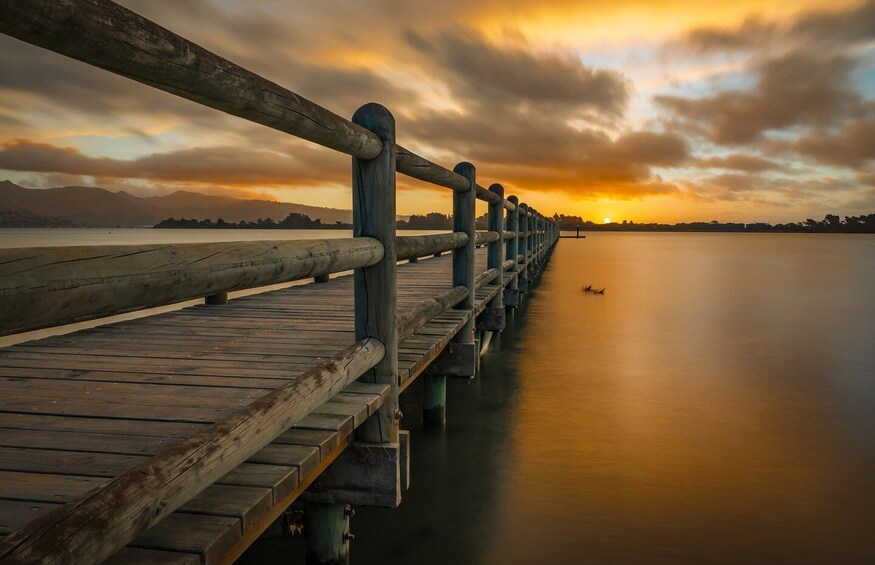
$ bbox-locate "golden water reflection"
[487,234,875,563]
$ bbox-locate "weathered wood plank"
[0,238,382,336]
[0,339,383,565]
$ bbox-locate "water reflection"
[358,234,874,564]
[249,233,875,564]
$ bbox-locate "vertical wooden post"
[480,183,504,331]
[204,290,228,305]
[352,102,398,444]
[423,373,446,426]
[535,214,542,272]
[452,161,476,375]
[504,195,520,308]
[304,503,350,565]
[518,203,529,293]
[526,208,535,282]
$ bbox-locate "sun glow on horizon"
[604,217,612,224]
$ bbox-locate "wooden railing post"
[352,103,398,444]
[303,102,399,563]
[526,208,535,282]
[518,203,529,293]
[452,161,477,374]
[504,195,520,308]
[480,183,505,332]
[534,214,542,272]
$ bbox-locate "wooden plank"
[0,340,383,565]
[218,464,298,505]
[0,471,108,503]
[103,548,200,565]
[129,514,241,565]
[179,485,272,531]
[0,500,61,535]
[246,444,320,478]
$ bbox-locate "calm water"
[5,230,874,562]
[349,233,875,564]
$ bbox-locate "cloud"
[656,50,862,144]
[0,139,347,187]
[682,1,875,53]
[695,153,786,172]
[404,28,630,117]
[795,119,875,168]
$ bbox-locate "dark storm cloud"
[656,50,862,144]
[0,140,348,187]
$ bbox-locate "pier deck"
[0,250,509,564]
[0,2,559,562]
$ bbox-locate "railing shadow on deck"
[0,2,558,564]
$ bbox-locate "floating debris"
[582,285,606,295]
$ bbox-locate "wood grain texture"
[452,162,476,353]
[395,232,467,261]
[352,103,399,445]
[0,238,382,336]
[0,339,383,565]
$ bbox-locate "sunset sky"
[0,0,873,223]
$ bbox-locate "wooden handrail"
[0,237,383,336]
[396,232,468,260]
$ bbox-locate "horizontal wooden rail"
[475,184,501,204]
[396,146,467,192]
[502,259,516,271]
[395,232,467,260]
[0,338,385,565]
[0,237,383,336]
[503,230,517,240]
[475,267,500,288]
[475,231,501,245]
[397,285,468,342]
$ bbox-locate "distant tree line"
[155,213,351,229]
[551,213,875,233]
[157,211,490,230]
[155,212,875,233]
[396,212,489,230]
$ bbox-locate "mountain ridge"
[0,181,354,227]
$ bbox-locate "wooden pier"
[0,2,558,564]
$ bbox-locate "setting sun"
[604,218,612,224]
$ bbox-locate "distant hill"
[0,209,79,228]
[0,180,354,227]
